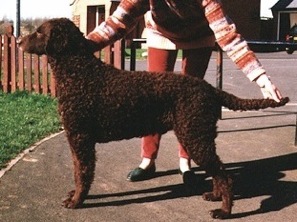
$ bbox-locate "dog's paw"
[209,209,230,219]
[62,197,75,209]
[67,190,75,198]
[202,192,222,202]
[62,190,82,209]
[62,197,82,209]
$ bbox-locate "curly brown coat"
[18,18,289,219]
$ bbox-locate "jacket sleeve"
[201,0,266,81]
[87,0,149,50]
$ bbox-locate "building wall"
[222,0,261,40]
[272,10,297,40]
[71,0,111,34]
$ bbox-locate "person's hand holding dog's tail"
[255,74,283,103]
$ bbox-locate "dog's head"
[18,18,90,56]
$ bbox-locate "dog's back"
[68,61,288,134]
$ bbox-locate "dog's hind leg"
[201,153,233,219]
[188,141,233,219]
[176,122,233,219]
[62,133,96,209]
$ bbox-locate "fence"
[0,33,57,97]
[2,31,297,98]
[0,30,125,97]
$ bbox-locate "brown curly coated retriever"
[18,18,289,219]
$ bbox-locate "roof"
[271,0,297,10]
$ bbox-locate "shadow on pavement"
[80,152,297,220]
[228,152,297,218]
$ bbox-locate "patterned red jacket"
[88,0,265,81]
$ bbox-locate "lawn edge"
[0,130,64,179]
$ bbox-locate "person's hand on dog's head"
[85,38,102,53]
[85,30,106,53]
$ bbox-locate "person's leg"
[141,47,178,162]
[182,47,212,78]
[127,47,177,181]
[179,47,212,173]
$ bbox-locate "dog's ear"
[46,18,86,55]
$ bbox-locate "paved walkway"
[0,106,296,222]
[0,52,296,221]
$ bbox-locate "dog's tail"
[216,89,289,111]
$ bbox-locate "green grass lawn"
[124,48,183,60]
[0,91,61,169]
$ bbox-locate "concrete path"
[0,52,296,221]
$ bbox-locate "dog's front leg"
[62,134,96,209]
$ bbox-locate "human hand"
[85,30,106,53]
[85,38,102,53]
[255,74,282,102]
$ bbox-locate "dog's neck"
[47,54,103,79]
[47,52,95,65]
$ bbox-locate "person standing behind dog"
[87,0,283,183]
